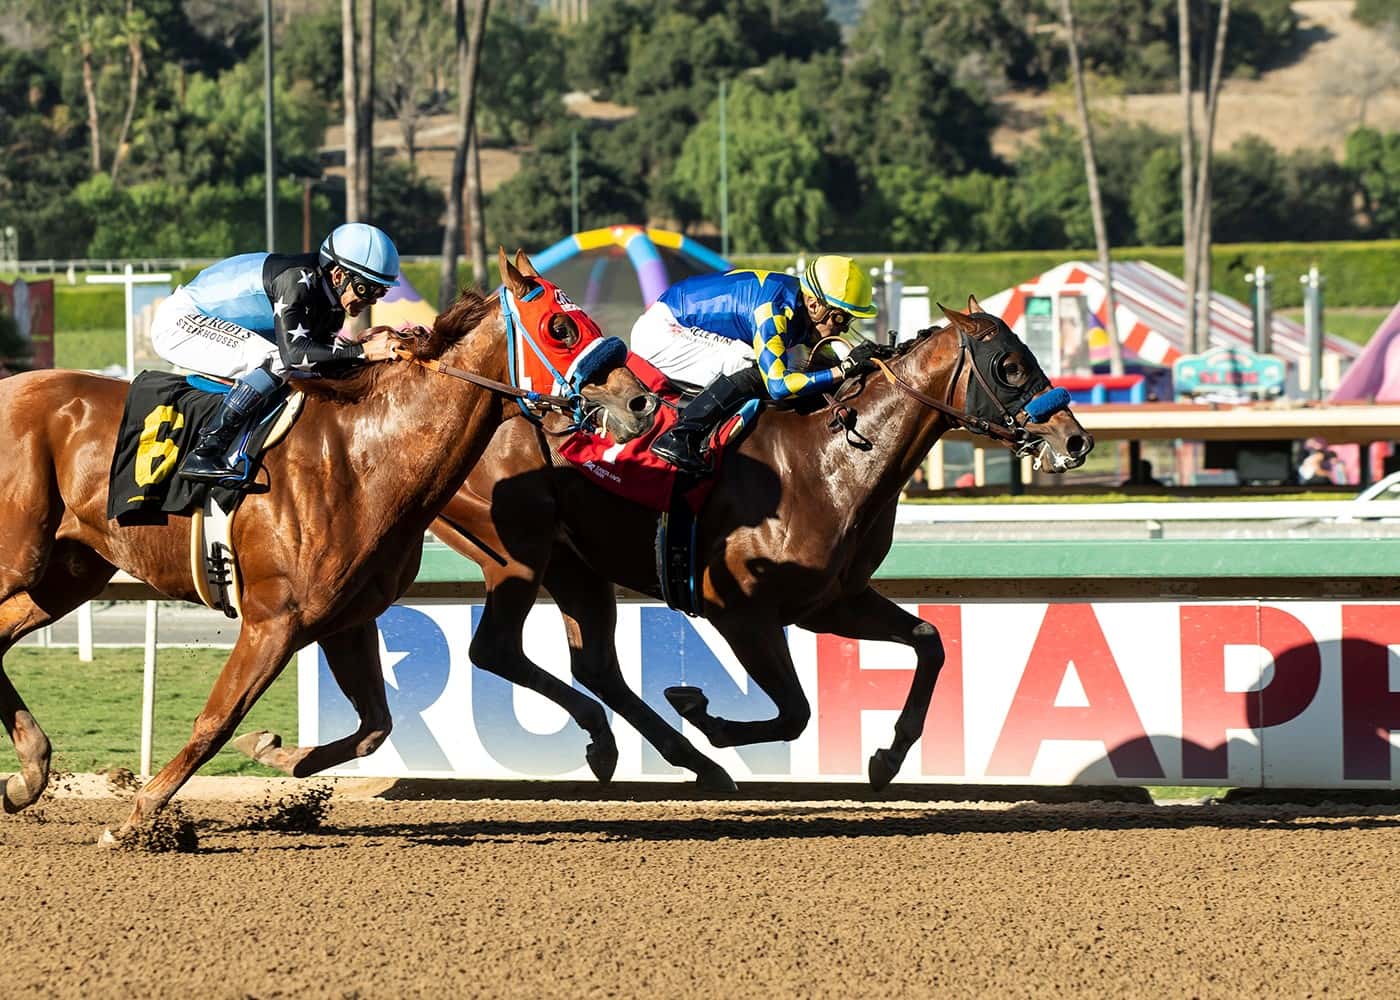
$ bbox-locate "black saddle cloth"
[106,371,280,523]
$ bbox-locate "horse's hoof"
[664,686,709,721]
[233,730,280,762]
[97,827,119,848]
[585,741,618,783]
[695,766,738,794]
[868,749,901,791]
[2,773,36,814]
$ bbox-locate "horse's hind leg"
[544,547,736,792]
[234,619,391,777]
[0,542,115,811]
[798,587,945,790]
[470,576,618,782]
[664,621,811,749]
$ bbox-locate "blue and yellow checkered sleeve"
[751,302,843,400]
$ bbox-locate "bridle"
[391,285,587,421]
[860,325,1071,458]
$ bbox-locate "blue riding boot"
[179,368,280,483]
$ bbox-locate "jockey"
[149,222,401,482]
[631,254,881,474]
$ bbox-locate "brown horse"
[431,299,1093,791]
[0,249,650,837]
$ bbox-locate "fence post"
[78,601,94,662]
[140,601,159,779]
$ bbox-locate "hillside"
[343,1,1399,200]
[992,1,1400,158]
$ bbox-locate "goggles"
[349,275,390,301]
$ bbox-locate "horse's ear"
[514,249,541,278]
[967,293,984,315]
[938,302,969,329]
[499,246,532,298]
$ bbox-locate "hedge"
[38,239,1400,333]
[734,240,1400,312]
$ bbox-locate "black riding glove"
[839,340,882,376]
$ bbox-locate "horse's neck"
[335,321,508,519]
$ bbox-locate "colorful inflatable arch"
[531,225,731,338]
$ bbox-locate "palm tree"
[439,0,491,309]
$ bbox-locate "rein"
[869,335,1026,444]
[394,351,580,415]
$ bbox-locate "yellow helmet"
[800,254,878,318]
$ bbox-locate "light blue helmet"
[319,222,400,286]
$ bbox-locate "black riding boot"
[179,375,275,483]
[652,368,764,474]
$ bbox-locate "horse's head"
[933,296,1093,472]
[500,248,656,442]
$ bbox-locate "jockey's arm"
[268,267,366,371]
[750,301,844,401]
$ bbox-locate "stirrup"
[178,451,243,484]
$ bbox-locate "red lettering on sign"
[1179,606,1321,779]
[986,604,1161,778]
[1340,605,1400,780]
[816,605,964,776]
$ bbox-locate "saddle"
[107,371,304,617]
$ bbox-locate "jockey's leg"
[232,619,391,777]
[797,587,946,790]
[651,366,765,474]
[543,544,737,792]
[179,364,283,483]
[664,620,810,748]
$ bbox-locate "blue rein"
[1024,386,1071,424]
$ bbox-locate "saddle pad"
[557,353,756,513]
[107,371,297,523]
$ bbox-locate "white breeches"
[150,287,284,378]
[629,301,756,386]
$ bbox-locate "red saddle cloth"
[557,354,743,512]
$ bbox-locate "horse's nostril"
[1066,434,1087,456]
[628,394,652,414]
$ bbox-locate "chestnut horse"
[431,301,1093,791]
[0,250,649,837]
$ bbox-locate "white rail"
[894,501,1400,523]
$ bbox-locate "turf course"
[3,647,296,776]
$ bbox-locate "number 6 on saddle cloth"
[106,371,302,524]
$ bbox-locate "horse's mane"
[295,289,495,403]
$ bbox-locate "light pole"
[719,78,729,259]
[263,0,277,251]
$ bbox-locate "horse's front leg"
[797,587,946,790]
[233,619,391,777]
[111,618,300,840]
[664,620,810,748]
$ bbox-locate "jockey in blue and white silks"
[630,255,881,474]
[149,222,401,482]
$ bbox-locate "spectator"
[1121,458,1164,487]
[1298,438,1347,486]
[902,465,931,499]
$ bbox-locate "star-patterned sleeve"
[268,265,365,372]
[750,301,845,400]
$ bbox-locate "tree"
[439,0,491,308]
[670,79,829,252]
[375,0,452,164]
[476,6,567,143]
[484,123,645,253]
[1060,0,1122,374]
[1344,127,1400,237]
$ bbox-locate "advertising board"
[296,600,1400,787]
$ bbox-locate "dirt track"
[3,791,1398,997]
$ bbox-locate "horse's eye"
[549,314,579,348]
[999,357,1026,385]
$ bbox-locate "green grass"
[2,646,296,776]
[54,328,124,370]
[1278,306,1390,345]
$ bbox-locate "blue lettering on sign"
[318,605,453,771]
[469,605,609,776]
[640,608,790,776]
